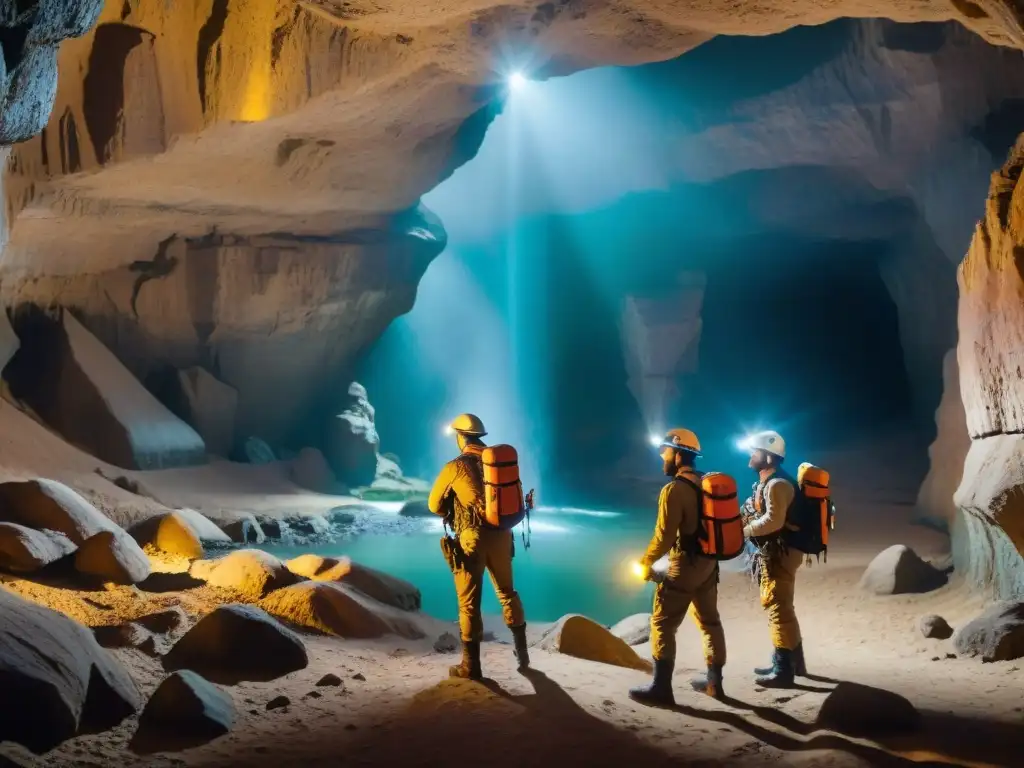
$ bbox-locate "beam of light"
[508,71,527,90]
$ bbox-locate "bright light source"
[648,434,662,448]
[508,71,527,90]
[443,424,454,436]
[631,561,646,579]
[735,436,751,452]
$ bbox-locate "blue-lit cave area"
[1,5,1023,767]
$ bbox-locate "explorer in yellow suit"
[428,413,528,680]
[739,429,805,689]
[629,428,727,706]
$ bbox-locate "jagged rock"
[132,670,234,753]
[399,500,432,517]
[92,622,151,649]
[538,615,653,672]
[266,696,290,711]
[433,632,458,653]
[915,350,969,530]
[0,478,116,545]
[953,601,1024,662]
[815,682,921,737]
[189,550,299,600]
[258,581,425,640]
[175,367,239,458]
[0,588,142,753]
[221,516,266,545]
[4,310,206,470]
[324,383,379,487]
[859,545,948,595]
[258,519,283,540]
[163,604,308,685]
[0,523,75,572]
[285,554,421,611]
[290,447,337,493]
[130,511,204,559]
[284,515,331,540]
[135,606,188,634]
[244,437,276,465]
[75,530,151,585]
[609,613,651,646]
[316,673,343,687]
[920,614,954,640]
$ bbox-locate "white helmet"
[738,430,786,459]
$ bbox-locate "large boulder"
[915,350,970,531]
[174,367,239,458]
[815,682,920,737]
[290,447,338,493]
[538,614,653,672]
[189,550,299,600]
[4,309,206,470]
[130,512,204,559]
[0,588,142,753]
[323,382,379,488]
[259,581,425,640]
[859,545,948,595]
[174,508,234,546]
[0,523,75,572]
[0,478,116,545]
[285,554,421,611]
[132,670,234,753]
[953,601,1024,662]
[74,530,151,585]
[609,613,651,646]
[163,604,308,684]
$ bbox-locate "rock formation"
[954,138,1024,599]
[916,350,971,530]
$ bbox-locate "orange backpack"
[784,462,835,559]
[481,444,528,530]
[680,472,746,560]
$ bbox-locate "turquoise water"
[260,508,669,626]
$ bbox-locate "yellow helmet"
[448,413,487,437]
[660,428,701,456]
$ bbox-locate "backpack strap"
[673,471,704,555]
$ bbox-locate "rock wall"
[954,137,1024,599]
[2,215,443,442]
[916,349,970,529]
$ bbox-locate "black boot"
[754,642,806,676]
[449,640,482,680]
[510,624,530,670]
[754,648,795,688]
[689,664,725,700]
[628,658,675,707]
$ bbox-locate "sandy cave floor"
[0,403,1022,767]
[3,527,1023,768]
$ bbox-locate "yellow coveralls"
[428,443,525,642]
[640,469,726,665]
[743,472,803,650]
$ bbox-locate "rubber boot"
[511,624,530,670]
[755,643,806,676]
[689,664,725,700]
[449,640,482,680]
[628,658,675,707]
[754,648,795,689]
